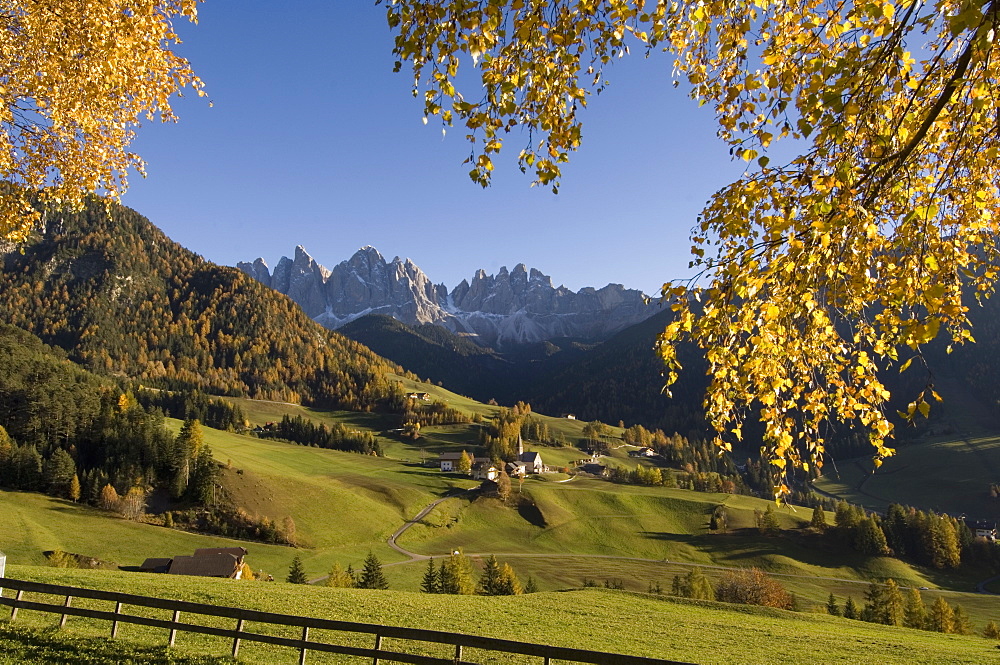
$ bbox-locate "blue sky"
[122,1,749,294]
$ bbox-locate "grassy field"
[0,490,297,576]
[4,418,997,602]
[813,433,1000,517]
[5,384,1000,662]
[391,478,1000,597]
[3,566,1000,665]
[166,420,478,574]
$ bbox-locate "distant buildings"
[965,519,998,541]
[437,436,547,477]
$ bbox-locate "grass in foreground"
[0,623,233,665]
[2,566,999,665]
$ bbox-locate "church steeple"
[517,432,524,459]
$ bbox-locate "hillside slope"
[0,200,406,408]
[339,314,593,404]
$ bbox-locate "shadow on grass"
[396,465,448,479]
[0,623,234,664]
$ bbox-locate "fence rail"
[0,578,693,665]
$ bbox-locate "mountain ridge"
[0,201,407,409]
[238,246,657,348]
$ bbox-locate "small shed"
[168,553,244,579]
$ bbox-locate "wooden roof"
[139,557,173,572]
[168,553,241,578]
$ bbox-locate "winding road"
[386,491,469,563]
[311,490,996,596]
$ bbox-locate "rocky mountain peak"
[238,246,656,347]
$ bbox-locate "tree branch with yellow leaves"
[0,0,204,244]
[383,0,1000,499]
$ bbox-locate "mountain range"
[237,246,657,348]
[4,200,999,440]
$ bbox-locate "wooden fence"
[0,578,693,665]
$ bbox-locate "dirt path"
[386,491,470,561]
[308,490,468,584]
[311,487,997,596]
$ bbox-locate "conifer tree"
[904,587,927,629]
[0,425,12,461]
[759,504,780,536]
[497,563,523,596]
[810,505,827,531]
[286,555,307,584]
[420,558,439,593]
[478,555,503,595]
[44,448,77,497]
[928,596,955,633]
[882,579,904,626]
[834,501,857,529]
[524,576,538,594]
[826,593,840,616]
[69,474,81,503]
[684,567,715,601]
[952,605,974,635]
[982,620,1000,640]
[358,553,389,590]
[843,596,858,620]
[861,582,883,623]
[854,516,889,555]
[883,504,909,556]
[440,550,475,595]
[188,445,217,506]
[438,560,452,594]
[325,562,355,588]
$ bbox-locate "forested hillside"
[0,200,408,409]
[0,324,193,505]
[339,314,590,404]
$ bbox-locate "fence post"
[232,618,245,658]
[58,595,73,628]
[10,589,23,621]
[373,634,382,665]
[168,610,180,647]
[454,644,463,663]
[299,625,310,665]
[111,601,122,638]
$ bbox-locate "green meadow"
[813,433,1000,517]
[3,566,999,665]
[4,390,1000,664]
